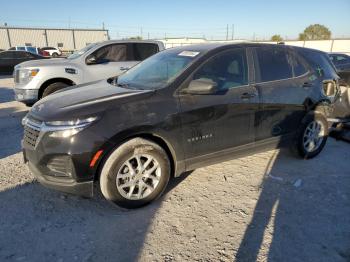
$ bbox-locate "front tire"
[42,82,69,98]
[293,112,328,159]
[99,138,171,209]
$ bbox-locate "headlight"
[45,116,99,138]
[17,68,40,84]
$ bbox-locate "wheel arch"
[93,130,180,182]
[38,77,75,99]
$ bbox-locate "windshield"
[67,43,98,59]
[116,49,201,90]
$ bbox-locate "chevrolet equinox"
[22,43,339,208]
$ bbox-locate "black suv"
[22,43,339,208]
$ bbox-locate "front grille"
[23,125,40,149]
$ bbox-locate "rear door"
[179,48,258,164]
[252,46,309,144]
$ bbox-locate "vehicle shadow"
[0,108,28,159]
[0,172,191,262]
[234,142,350,261]
[0,85,15,103]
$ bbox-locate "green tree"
[271,34,283,42]
[298,24,331,40]
[129,36,143,40]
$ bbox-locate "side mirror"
[86,55,97,65]
[183,78,218,95]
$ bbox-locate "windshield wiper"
[116,82,130,88]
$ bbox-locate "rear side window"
[255,47,293,82]
[0,52,14,59]
[131,43,159,61]
[193,48,248,90]
[93,44,127,62]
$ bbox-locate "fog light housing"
[46,155,73,178]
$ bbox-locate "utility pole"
[231,24,234,40]
[226,24,229,40]
[140,27,143,38]
[147,32,150,40]
[102,22,105,30]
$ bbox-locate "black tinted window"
[255,47,293,82]
[13,51,32,59]
[131,43,159,61]
[94,44,127,62]
[0,52,14,59]
[194,48,248,90]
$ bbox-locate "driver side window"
[93,44,127,62]
[193,48,248,90]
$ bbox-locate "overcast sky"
[1,0,350,40]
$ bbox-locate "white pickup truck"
[13,40,165,105]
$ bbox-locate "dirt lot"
[0,76,350,262]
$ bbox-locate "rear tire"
[52,52,58,57]
[99,138,171,209]
[42,82,69,98]
[292,112,328,159]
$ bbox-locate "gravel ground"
[0,77,350,262]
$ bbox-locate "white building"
[158,37,350,55]
[0,26,109,50]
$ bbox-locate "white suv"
[14,40,165,105]
[41,47,62,57]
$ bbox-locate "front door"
[178,48,258,166]
[83,43,138,82]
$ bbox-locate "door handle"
[241,92,256,99]
[120,67,130,71]
[302,82,313,88]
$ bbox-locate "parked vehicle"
[41,47,62,57]
[329,53,350,73]
[22,43,339,208]
[14,40,165,105]
[328,53,350,122]
[9,46,49,57]
[0,50,46,75]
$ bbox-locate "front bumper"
[14,88,39,103]
[27,160,94,197]
[21,115,110,198]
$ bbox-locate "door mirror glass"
[183,78,218,95]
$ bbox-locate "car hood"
[29,79,153,121]
[17,58,75,68]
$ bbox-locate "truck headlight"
[45,116,99,138]
[17,69,40,84]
